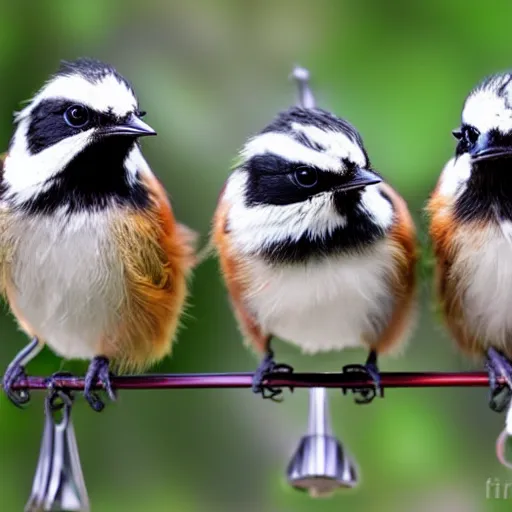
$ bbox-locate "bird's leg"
[84,356,117,412]
[486,348,512,413]
[2,337,42,407]
[342,349,383,405]
[252,342,294,402]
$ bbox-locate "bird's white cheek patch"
[438,155,471,198]
[3,123,93,203]
[223,171,347,254]
[359,186,393,230]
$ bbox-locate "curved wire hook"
[45,373,74,428]
[496,398,512,469]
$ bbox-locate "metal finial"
[25,390,90,512]
[286,388,359,497]
[291,66,316,109]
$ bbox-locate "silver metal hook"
[25,388,90,511]
[45,389,73,430]
[496,398,512,469]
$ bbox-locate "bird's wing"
[212,194,270,355]
[372,181,418,354]
[426,185,477,354]
[107,172,197,370]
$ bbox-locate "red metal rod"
[4,371,500,391]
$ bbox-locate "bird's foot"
[486,348,512,413]
[342,350,383,405]
[2,337,40,408]
[2,363,29,408]
[84,356,117,412]
[252,350,294,402]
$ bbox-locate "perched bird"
[0,58,196,411]
[427,71,512,410]
[212,68,417,400]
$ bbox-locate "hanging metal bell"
[287,387,359,497]
[25,391,90,512]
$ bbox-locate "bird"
[0,57,196,411]
[427,71,512,411]
[211,67,418,401]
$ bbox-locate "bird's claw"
[252,351,294,402]
[2,363,30,408]
[342,360,383,405]
[84,356,117,412]
[486,348,512,413]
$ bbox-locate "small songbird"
[212,68,417,400]
[427,71,512,410]
[0,58,196,411]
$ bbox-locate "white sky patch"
[291,122,367,167]
[16,73,138,121]
[462,88,512,134]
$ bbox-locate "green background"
[0,0,511,510]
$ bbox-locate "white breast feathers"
[5,210,126,359]
[454,222,512,348]
[243,239,397,354]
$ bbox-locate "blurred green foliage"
[1,1,512,510]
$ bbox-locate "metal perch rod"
[2,371,502,391]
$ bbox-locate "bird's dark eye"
[136,110,147,118]
[454,125,479,145]
[463,125,480,145]
[453,125,480,156]
[64,105,90,128]
[294,167,318,188]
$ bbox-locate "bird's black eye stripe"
[245,154,290,175]
[25,98,120,154]
[246,154,326,178]
[244,154,367,207]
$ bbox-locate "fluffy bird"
[212,68,417,400]
[427,72,512,410]
[0,58,195,411]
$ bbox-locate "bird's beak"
[471,132,512,163]
[336,168,382,192]
[104,114,157,137]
